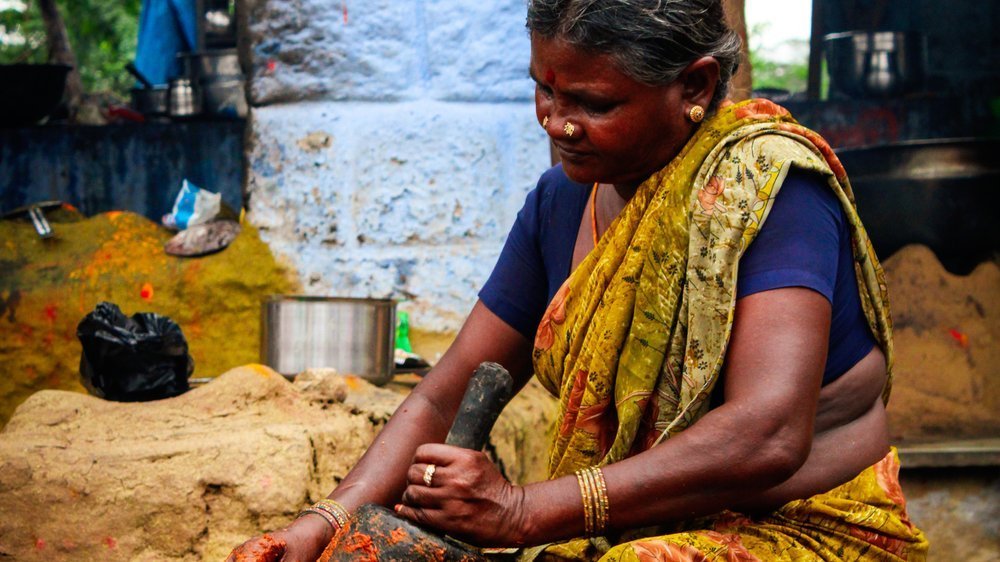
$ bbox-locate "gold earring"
[542,116,549,128]
[564,122,576,137]
[688,105,705,123]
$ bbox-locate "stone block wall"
[242,0,550,333]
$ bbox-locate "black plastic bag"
[77,301,194,402]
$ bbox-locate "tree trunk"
[37,0,83,117]
[724,0,752,101]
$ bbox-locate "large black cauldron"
[838,138,1000,274]
[0,63,71,127]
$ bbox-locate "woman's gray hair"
[527,0,742,109]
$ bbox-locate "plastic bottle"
[395,311,412,353]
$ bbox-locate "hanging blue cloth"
[134,0,197,85]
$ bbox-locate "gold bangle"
[313,499,350,529]
[575,467,609,536]
[583,467,604,534]
[591,467,609,533]
[299,499,351,534]
[297,507,337,531]
[575,469,594,535]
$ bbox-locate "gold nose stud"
[564,122,576,137]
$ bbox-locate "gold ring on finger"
[423,464,436,487]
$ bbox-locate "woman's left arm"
[397,286,836,546]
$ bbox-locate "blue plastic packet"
[162,179,221,230]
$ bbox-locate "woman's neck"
[595,182,631,234]
[612,182,639,201]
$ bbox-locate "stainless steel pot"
[201,78,247,118]
[824,31,925,97]
[178,49,242,83]
[130,85,169,118]
[261,296,397,385]
[168,78,201,118]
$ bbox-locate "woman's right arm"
[324,300,536,512]
[226,301,535,562]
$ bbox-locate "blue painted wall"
[242,0,551,332]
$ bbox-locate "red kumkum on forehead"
[545,69,556,85]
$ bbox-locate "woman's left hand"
[396,443,528,547]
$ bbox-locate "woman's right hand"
[225,513,335,562]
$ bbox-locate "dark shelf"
[0,119,246,220]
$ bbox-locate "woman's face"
[530,34,696,188]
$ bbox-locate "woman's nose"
[543,111,576,139]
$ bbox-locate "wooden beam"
[807,0,825,100]
[37,0,83,117]
[724,0,752,101]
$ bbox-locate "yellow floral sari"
[523,99,928,561]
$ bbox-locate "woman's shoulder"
[779,168,844,225]
[535,163,589,198]
[524,164,590,220]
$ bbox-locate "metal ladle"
[125,61,154,89]
[1,201,63,239]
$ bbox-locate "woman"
[229,1,928,560]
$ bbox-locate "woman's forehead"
[529,34,647,96]
[530,36,617,80]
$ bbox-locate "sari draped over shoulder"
[519,99,927,561]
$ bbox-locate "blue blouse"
[479,164,876,385]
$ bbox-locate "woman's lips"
[554,143,591,159]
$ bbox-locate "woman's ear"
[679,56,721,109]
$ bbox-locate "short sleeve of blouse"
[478,181,551,340]
[736,170,843,303]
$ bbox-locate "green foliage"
[0,0,142,97]
[0,2,46,64]
[748,22,810,94]
[750,50,809,93]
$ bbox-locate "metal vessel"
[200,78,247,118]
[178,49,242,84]
[839,138,1000,274]
[824,31,925,97]
[168,78,201,118]
[261,296,396,385]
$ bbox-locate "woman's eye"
[537,84,553,98]
[582,101,614,115]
